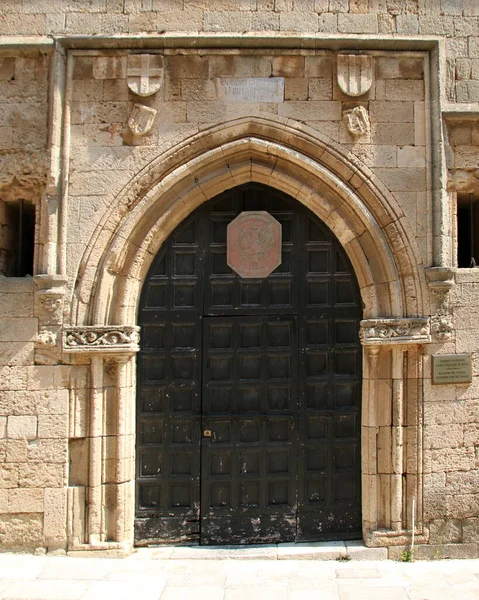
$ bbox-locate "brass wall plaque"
[432,354,472,385]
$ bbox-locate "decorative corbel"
[425,267,455,307]
[425,267,455,342]
[33,274,67,365]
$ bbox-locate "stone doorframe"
[62,116,438,553]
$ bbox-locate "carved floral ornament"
[63,326,140,354]
[430,313,454,341]
[360,318,431,345]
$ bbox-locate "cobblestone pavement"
[0,549,479,600]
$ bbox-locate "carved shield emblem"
[337,54,373,97]
[227,212,282,278]
[343,105,370,136]
[127,54,164,97]
[128,103,157,136]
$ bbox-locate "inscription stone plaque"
[432,354,472,385]
[227,211,282,279]
[216,77,284,102]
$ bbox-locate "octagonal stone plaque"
[227,211,282,278]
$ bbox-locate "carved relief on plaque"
[337,54,373,97]
[127,54,164,97]
[343,105,370,137]
[227,211,282,278]
[128,103,157,136]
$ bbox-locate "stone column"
[62,325,139,554]
[360,318,431,547]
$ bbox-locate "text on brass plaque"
[432,354,472,385]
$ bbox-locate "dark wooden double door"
[135,184,362,545]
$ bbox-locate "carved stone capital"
[34,274,67,325]
[425,267,455,295]
[360,318,431,345]
[63,326,140,354]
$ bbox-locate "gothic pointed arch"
[71,115,427,328]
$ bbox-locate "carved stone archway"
[63,116,431,553]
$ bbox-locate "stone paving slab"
[0,553,478,599]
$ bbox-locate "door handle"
[203,430,212,437]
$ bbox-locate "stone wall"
[1,0,479,104]
[0,0,479,556]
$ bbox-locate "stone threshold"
[132,540,388,561]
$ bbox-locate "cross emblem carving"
[127,54,164,97]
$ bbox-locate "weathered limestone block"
[278,101,342,121]
[376,57,424,80]
[272,56,305,78]
[6,415,37,440]
[285,78,309,101]
[0,318,37,343]
[0,150,47,203]
[424,401,465,425]
[37,414,69,439]
[0,514,43,551]
[68,438,89,487]
[18,463,67,488]
[0,463,18,489]
[428,518,462,544]
[6,439,28,463]
[26,365,69,392]
[0,291,34,319]
[388,543,478,560]
[93,56,126,81]
[8,488,44,513]
[425,447,477,474]
[337,13,378,33]
[423,472,447,521]
[27,439,68,464]
[463,518,479,542]
[369,100,414,123]
[371,123,415,146]
[456,81,479,102]
[44,488,67,551]
[424,423,464,450]
[446,470,479,495]
[446,493,479,519]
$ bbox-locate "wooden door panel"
[135,183,362,546]
[201,315,298,545]
[135,215,204,545]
